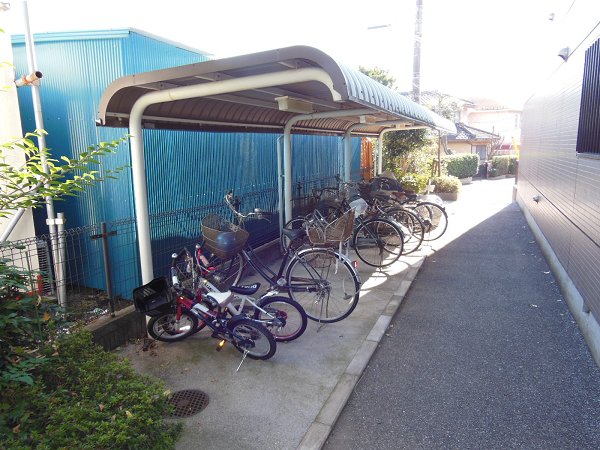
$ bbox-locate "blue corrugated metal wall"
[11,30,361,297]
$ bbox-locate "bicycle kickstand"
[236,349,250,373]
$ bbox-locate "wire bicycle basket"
[133,276,173,316]
[305,208,355,247]
[201,214,249,259]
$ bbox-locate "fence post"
[56,213,67,308]
[91,223,117,317]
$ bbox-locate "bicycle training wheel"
[352,218,404,267]
[148,310,199,342]
[254,296,308,342]
[412,202,448,241]
[228,317,277,360]
[285,247,361,323]
[383,208,425,254]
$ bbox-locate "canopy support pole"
[282,109,371,224]
[129,68,342,283]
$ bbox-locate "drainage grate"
[168,389,210,418]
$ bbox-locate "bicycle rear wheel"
[228,317,277,360]
[352,218,404,267]
[285,248,361,323]
[412,202,448,241]
[254,296,307,342]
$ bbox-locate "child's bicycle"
[133,274,277,368]
[171,246,307,342]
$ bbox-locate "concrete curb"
[297,257,425,450]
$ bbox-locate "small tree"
[1,131,126,217]
[0,131,126,387]
[358,66,396,88]
[359,66,434,175]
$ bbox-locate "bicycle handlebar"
[224,189,270,223]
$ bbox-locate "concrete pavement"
[116,178,600,449]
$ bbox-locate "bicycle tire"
[147,310,199,342]
[412,202,448,241]
[228,317,277,360]
[352,218,404,267]
[285,247,361,323]
[203,252,245,290]
[254,296,308,342]
[382,208,425,254]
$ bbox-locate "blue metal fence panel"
[11,30,361,298]
[122,31,211,74]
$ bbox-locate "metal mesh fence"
[0,182,335,321]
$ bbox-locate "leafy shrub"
[443,154,479,179]
[399,173,430,193]
[0,330,181,449]
[430,175,461,193]
[491,155,510,176]
[0,256,67,390]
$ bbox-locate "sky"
[4,0,571,108]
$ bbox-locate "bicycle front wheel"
[254,296,308,342]
[352,218,404,267]
[413,202,448,241]
[228,318,277,360]
[147,310,199,342]
[285,248,361,323]
[383,208,425,255]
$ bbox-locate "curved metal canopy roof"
[97,45,455,135]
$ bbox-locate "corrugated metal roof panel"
[97,45,456,135]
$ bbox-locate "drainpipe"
[282,108,371,223]
[20,1,65,306]
[129,68,343,283]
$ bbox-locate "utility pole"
[412,0,423,103]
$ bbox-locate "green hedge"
[1,331,181,449]
[442,154,479,179]
[430,175,461,193]
[491,155,511,176]
[399,173,430,193]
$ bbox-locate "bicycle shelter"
[96,45,455,283]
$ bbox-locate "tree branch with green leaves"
[0,130,128,218]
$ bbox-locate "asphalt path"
[324,179,600,450]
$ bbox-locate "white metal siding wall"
[519,24,600,321]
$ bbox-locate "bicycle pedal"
[216,340,226,352]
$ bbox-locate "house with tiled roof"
[446,122,501,161]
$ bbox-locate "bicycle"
[282,185,405,267]
[133,276,277,368]
[196,192,362,324]
[171,246,307,342]
[368,176,449,241]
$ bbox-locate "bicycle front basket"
[306,208,355,247]
[201,214,249,259]
[133,276,173,317]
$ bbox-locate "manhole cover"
[168,389,209,418]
